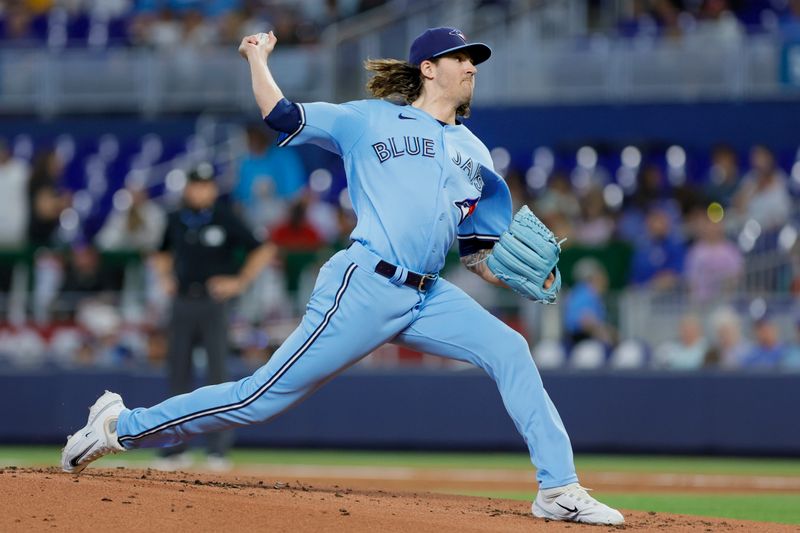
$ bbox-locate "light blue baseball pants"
[116,242,578,488]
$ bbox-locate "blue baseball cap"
[409,27,492,66]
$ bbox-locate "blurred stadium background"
[1,0,799,465]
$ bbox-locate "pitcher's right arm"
[239,31,284,119]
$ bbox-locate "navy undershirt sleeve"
[458,237,497,257]
[264,98,301,134]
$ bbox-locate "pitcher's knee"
[499,331,537,368]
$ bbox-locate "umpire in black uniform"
[152,162,275,468]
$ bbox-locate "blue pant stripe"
[118,263,358,444]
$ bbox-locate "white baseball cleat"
[532,483,624,525]
[61,391,126,474]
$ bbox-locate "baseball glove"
[486,205,563,304]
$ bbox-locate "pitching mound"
[0,467,794,532]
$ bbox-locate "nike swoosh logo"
[398,113,417,120]
[69,440,99,467]
[556,502,579,514]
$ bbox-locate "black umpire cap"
[187,162,215,183]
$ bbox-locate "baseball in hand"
[257,32,267,45]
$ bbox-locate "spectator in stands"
[27,147,71,249]
[705,306,751,368]
[654,313,709,369]
[621,0,687,39]
[95,183,167,253]
[180,8,215,48]
[73,301,134,368]
[270,5,310,45]
[57,242,121,320]
[733,144,791,232]
[650,0,684,39]
[684,216,743,304]
[573,186,615,247]
[533,169,581,222]
[532,170,578,249]
[694,0,744,43]
[741,313,786,368]
[563,258,613,346]
[225,3,275,43]
[618,163,681,244]
[629,207,685,290]
[234,123,305,234]
[217,5,252,45]
[0,139,30,249]
[269,199,323,252]
[704,143,740,207]
[269,198,324,306]
[136,7,181,48]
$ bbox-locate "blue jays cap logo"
[454,197,479,225]
[449,29,467,43]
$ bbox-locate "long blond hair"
[364,58,471,118]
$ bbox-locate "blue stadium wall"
[468,100,800,155]
[2,369,799,455]
[5,99,800,156]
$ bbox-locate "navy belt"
[374,261,438,292]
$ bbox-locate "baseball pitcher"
[62,27,623,526]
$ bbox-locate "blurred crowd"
[2,0,800,49]
[0,0,391,47]
[0,124,358,371]
[612,0,800,40]
[0,119,799,373]
[508,140,800,371]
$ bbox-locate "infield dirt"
[1,467,798,532]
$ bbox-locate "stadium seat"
[569,340,606,369]
[532,339,566,369]
[609,339,647,369]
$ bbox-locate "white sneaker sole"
[61,393,124,474]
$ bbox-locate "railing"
[0,20,795,115]
[0,46,331,116]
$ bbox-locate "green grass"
[3,447,800,476]
[575,455,800,477]
[455,490,800,525]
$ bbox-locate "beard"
[455,83,473,118]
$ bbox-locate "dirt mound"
[0,467,794,532]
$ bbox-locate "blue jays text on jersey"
[276,99,512,274]
[372,136,436,163]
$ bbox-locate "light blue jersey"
[278,100,512,273]
[116,99,578,490]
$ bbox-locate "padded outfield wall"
[2,369,798,455]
